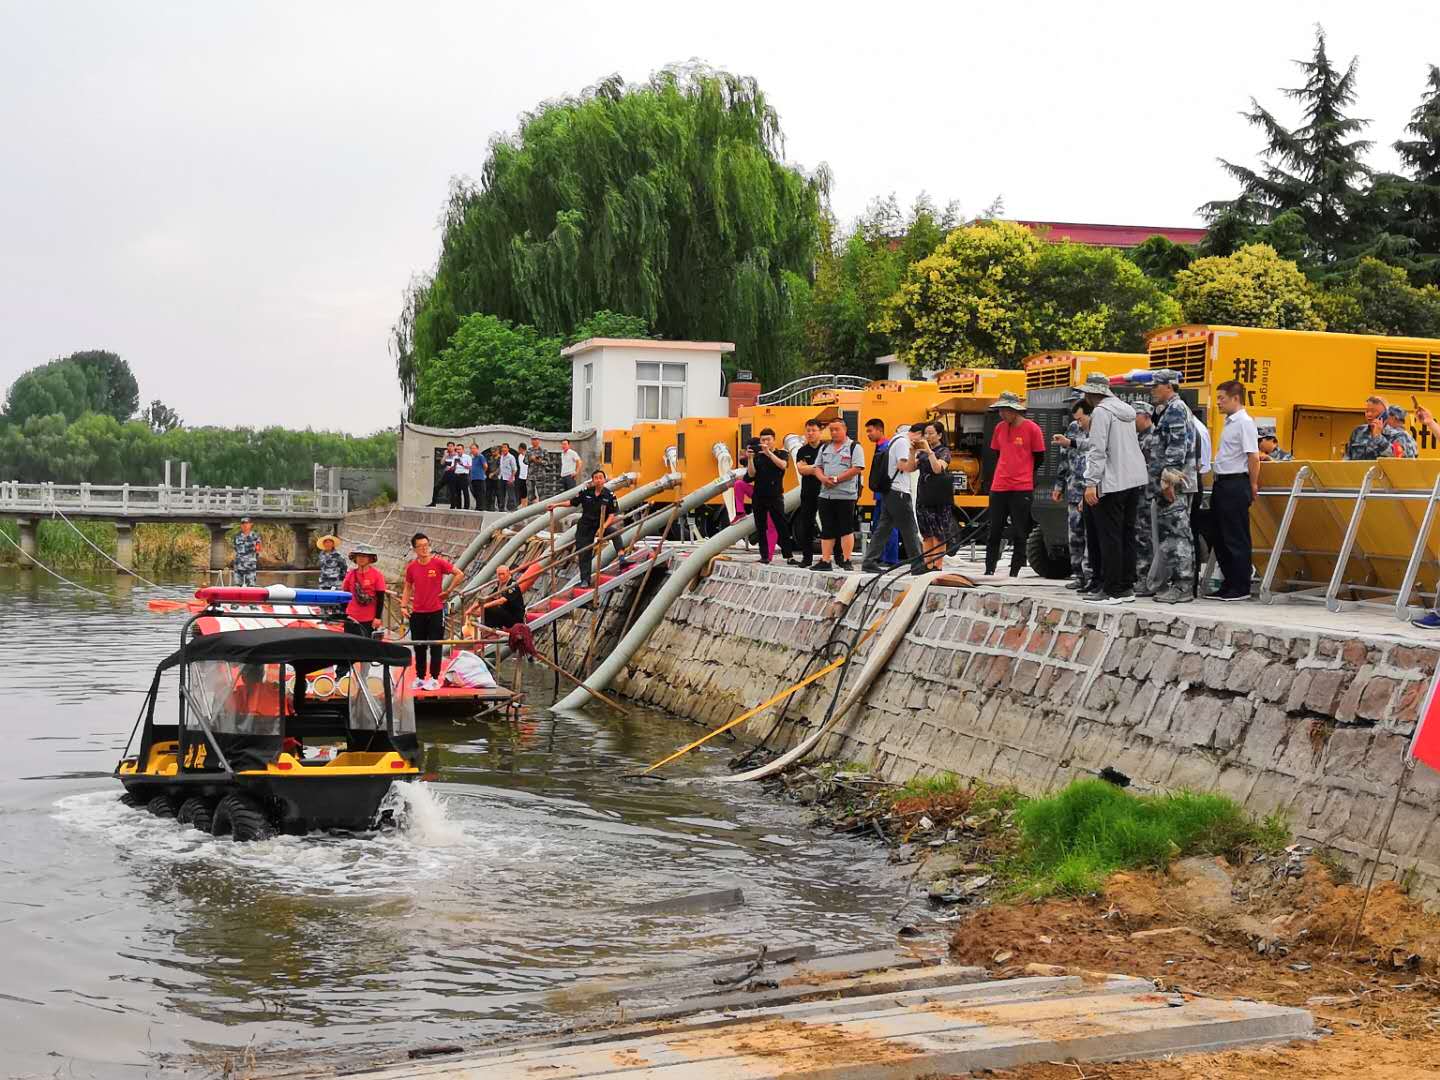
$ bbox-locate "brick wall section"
[338,507,498,578]
[581,560,1440,902]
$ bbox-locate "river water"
[0,570,906,1076]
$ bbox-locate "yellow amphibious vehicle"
[115,610,421,840]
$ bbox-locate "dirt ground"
[944,855,1440,1079]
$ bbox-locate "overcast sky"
[1,1,1436,433]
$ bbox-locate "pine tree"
[1392,65,1440,284]
[1203,28,1374,269]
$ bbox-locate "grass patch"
[889,772,968,803]
[1006,779,1290,899]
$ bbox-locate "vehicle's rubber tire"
[119,792,142,809]
[210,794,274,842]
[146,795,176,818]
[176,797,214,834]
[1025,528,1071,580]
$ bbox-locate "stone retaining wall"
[337,507,498,577]
[565,560,1440,902]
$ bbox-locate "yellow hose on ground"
[639,604,894,775]
[715,572,938,784]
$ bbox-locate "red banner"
[1409,669,1440,772]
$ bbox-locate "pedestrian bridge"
[0,481,346,570]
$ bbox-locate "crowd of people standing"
[1044,371,1259,606]
[429,435,582,513]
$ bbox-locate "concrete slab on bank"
[359,969,1311,1078]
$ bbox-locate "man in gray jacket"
[1078,373,1147,605]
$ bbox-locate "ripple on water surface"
[3,574,907,1073]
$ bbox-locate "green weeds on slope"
[1007,779,1289,898]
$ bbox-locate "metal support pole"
[1259,465,1312,603]
[1395,472,1440,622]
[1326,466,1380,613]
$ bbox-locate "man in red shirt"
[985,391,1046,578]
[400,532,466,690]
[341,543,386,638]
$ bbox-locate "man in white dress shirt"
[1209,379,1260,601]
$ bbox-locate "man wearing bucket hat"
[983,390,1046,578]
[341,543,386,637]
[232,517,261,587]
[315,533,346,591]
[1078,373,1147,604]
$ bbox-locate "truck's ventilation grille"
[1374,349,1440,392]
[1148,340,1206,383]
[1026,364,1070,390]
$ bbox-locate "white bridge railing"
[0,481,348,518]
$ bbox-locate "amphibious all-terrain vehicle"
[115,616,420,840]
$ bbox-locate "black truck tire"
[176,797,214,834]
[145,795,176,818]
[211,794,275,842]
[1025,527,1071,580]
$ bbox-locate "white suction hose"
[554,484,800,711]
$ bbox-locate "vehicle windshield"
[187,660,286,735]
[347,663,413,734]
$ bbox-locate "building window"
[583,363,593,423]
[636,361,686,421]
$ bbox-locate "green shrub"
[1008,779,1288,898]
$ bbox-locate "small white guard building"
[562,338,734,433]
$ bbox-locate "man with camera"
[745,428,795,565]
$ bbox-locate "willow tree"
[394,65,824,408]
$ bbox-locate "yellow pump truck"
[1146,325,1440,458]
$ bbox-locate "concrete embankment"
[338,506,504,576]
[551,558,1440,903]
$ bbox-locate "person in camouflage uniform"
[1051,399,1092,589]
[1345,397,1399,460]
[316,534,346,590]
[1387,406,1419,458]
[1154,467,1195,603]
[232,517,262,587]
[1148,370,1198,603]
[1258,434,1292,461]
[1133,409,1157,593]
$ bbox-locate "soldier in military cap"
[1258,433,1292,461]
[1133,407,1158,593]
[1051,398,1093,590]
[1154,467,1195,604]
[1386,406,1419,458]
[232,517,262,587]
[1148,370,1199,603]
